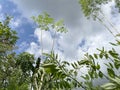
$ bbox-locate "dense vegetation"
[0,0,120,90]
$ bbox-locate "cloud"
[26,42,41,57]
[34,28,53,51]
[10,18,21,29]
[26,28,54,57]
[9,0,119,61]
[18,41,29,52]
[9,0,83,27]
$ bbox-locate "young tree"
[78,0,120,89]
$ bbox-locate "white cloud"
[26,28,54,57]
[26,42,41,57]
[10,0,120,62]
[10,18,21,29]
[34,28,53,50]
[18,41,29,52]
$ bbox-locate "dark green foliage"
[0,17,18,54]
[79,0,120,20]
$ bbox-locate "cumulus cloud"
[26,28,54,57]
[26,42,41,57]
[9,0,120,61]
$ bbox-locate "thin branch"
[96,16,116,38]
[100,10,120,34]
[41,30,43,60]
[51,30,57,52]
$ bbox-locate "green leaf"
[96,63,100,70]
[109,63,113,68]
[108,50,118,58]
[114,61,120,69]
[109,77,120,85]
[42,63,56,68]
[89,55,94,60]
[74,71,78,76]
[77,60,90,65]
[81,74,89,80]
[94,54,98,59]
[55,19,64,26]
[62,61,70,66]
[107,68,115,78]
[99,53,103,59]
[99,71,103,78]
[105,54,109,59]
[116,33,120,37]
[110,42,117,46]
[101,83,117,90]
[71,63,76,69]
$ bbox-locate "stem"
[38,73,44,90]
[96,16,116,38]
[41,30,43,60]
[31,72,38,90]
[55,59,86,89]
[100,10,120,34]
[51,31,57,52]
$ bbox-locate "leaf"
[108,50,118,58]
[116,33,120,37]
[77,60,90,65]
[55,19,64,26]
[71,63,76,69]
[74,71,78,76]
[116,40,120,45]
[109,77,120,85]
[89,55,94,60]
[81,74,89,80]
[99,71,103,78]
[88,70,94,79]
[94,54,98,59]
[107,68,115,78]
[105,54,109,59]
[62,61,70,66]
[99,53,103,59]
[42,63,56,68]
[96,63,100,70]
[114,61,120,69]
[109,42,117,46]
[109,63,113,68]
[101,83,117,90]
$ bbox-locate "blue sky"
[0,0,120,61]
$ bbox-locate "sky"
[0,0,120,62]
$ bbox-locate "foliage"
[0,16,18,54]
[1,1,120,89]
[0,17,29,90]
[79,0,112,19]
[79,0,120,19]
[32,12,67,33]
